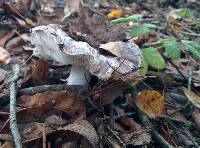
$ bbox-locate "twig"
[187,63,192,91]
[18,84,87,96]
[8,64,22,148]
[43,124,46,148]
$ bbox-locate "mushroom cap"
[31,25,142,80]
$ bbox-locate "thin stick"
[8,64,22,148]
[43,124,46,148]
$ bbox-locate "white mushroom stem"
[67,66,91,85]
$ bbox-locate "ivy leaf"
[131,25,150,37]
[178,9,194,18]
[142,47,165,69]
[111,14,142,24]
[160,39,181,60]
[139,57,148,76]
[143,23,157,29]
[181,40,200,60]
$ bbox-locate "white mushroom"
[31,25,142,85]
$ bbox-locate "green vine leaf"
[142,47,165,69]
[111,14,142,24]
[131,25,150,37]
[181,40,200,60]
[160,39,181,60]
[139,57,148,76]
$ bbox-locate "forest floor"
[0,0,200,147]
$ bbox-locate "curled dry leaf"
[0,47,11,64]
[61,120,99,147]
[119,127,151,146]
[192,112,200,132]
[20,91,86,114]
[99,41,142,64]
[0,141,14,148]
[64,0,83,17]
[0,28,16,47]
[0,68,6,83]
[31,59,49,86]
[182,87,200,109]
[136,90,164,119]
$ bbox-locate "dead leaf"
[136,90,164,118]
[99,41,142,64]
[0,68,6,83]
[0,28,16,47]
[20,91,86,114]
[119,127,151,145]
[0,141,14,148]
[107,8,122,19]
[61,120,99,147]
[192,112,200,132]
[31,59,49,86]
[91,80,129,105]
[64,0,83,16]
[182,87,200,109]
[0,47,11,64]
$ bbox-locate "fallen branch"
[18,84,88,96]
[8,64,22,148]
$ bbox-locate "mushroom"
[31,25,142,85]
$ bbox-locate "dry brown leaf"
[182,87,200,109]
[0,68,6,83]
[192,112,200,132]
[0,28,16,47]
[64,0,83,16]
[0,47,11,64]
[21,91,86,114]
[31,59,49,86]
[136,90,164,119]
[99,41,141,64]
[62,120,99,147]
[119,127,151,145]
[0,141,14,148]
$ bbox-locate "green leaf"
[160,39,181,60]
[143,23,157,28]
[131,25,150,37]
[178,9,194,18]
[111,14,142,24]
[139,57,148,76]
[181,40,200,60]
[142,47,165,69]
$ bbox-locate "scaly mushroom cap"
[31,25,142,82]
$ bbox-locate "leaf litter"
[0,0,200,147]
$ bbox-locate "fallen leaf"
[136,90,164,118]
[0,47,11,64]
[99,41,142,64]
[0,141,14,148]
[61,120,99,147]
[192,111,200,132]
[0,28,16,47]
[20,91,86,114]
[64,0,83,16]
[91,80,129,105]
[107,8,122,19]
[31,59,49,86]
[182,87,200,108]
[0,68,6,83]
[119,127,151,145]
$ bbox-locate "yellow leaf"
[182,87,200,109]
[107,8,122,19]
[136,90,164,118]
[25,18,35,27]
